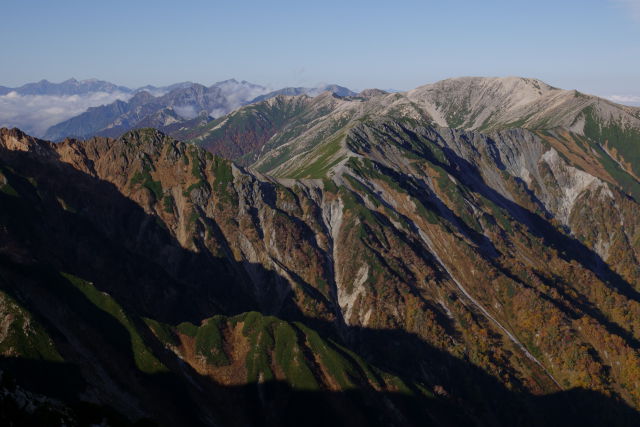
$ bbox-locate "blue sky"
[1,0,638,99]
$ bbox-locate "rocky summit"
[2,77,640,426]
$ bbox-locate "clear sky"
[1,0,638,99]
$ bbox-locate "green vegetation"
[186,99,309,166]
[182,152,210,197]
[62,273,167,373]
[190,149,205,181]
[241,311,276,383]
[273,322,318,390]
[144,318,179,346]
[434,169,482,233]
[211,156,236,204]
[0,169,19,197]
[130,159,163,200]
[162,193,175,214]
[0,182,19,197]
[339,185,380,226]
[583,106,640,176]
[483,197,514,233]
[194,316,230,366]
[322,178,339,194]
[348,157,439,224]
[295,323,359,389]
[288,132,345,178]
[344,175,381,208]
[581,106,640,199]
[177,321,198,337]
[572,112,640,199]
[230,312,321,389]
[229,311,390,391]
[0,291,62,361]
[212,156,233,186]
[445,104,471,129]
[255,146,294,174]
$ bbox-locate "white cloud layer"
[173,105,198,119]
[608,94,640,105]
[0,91,132,137]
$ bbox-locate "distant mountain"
[250,84,356,103]
[0,78,132,96]
[40,92,152,142]
[134,81,194,96]
[43,80,357,141]
[0,79,137,137]
[42,80,269,141]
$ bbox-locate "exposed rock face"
[1,77,640,426]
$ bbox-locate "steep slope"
[2,126,640,425]
[0,128,487,426]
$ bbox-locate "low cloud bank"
[0,91,132,137]
[608,94,640,106]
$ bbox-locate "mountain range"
[0,77,356,141]
[42,81,355,142]
[2,76,640,426]
[0,78,132,96]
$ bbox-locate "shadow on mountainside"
[384,125,640,351]
[0,144,640,426]
[439,132,640,302]
[439,141,640,347]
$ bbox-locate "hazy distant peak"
[358,88,388,98]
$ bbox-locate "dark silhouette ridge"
[1,143,640,426]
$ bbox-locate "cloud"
[612,0,640,21]
[0,91,132,137]
[608,94,640,105]
[209,107,228,119]
[215,81,270,112]
[173,105,198,119]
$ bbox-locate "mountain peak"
[358,88,388,98]
[118,127,173,147]
[406,76,578,130]
[423,76,558,94]
[213,78,239,86]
